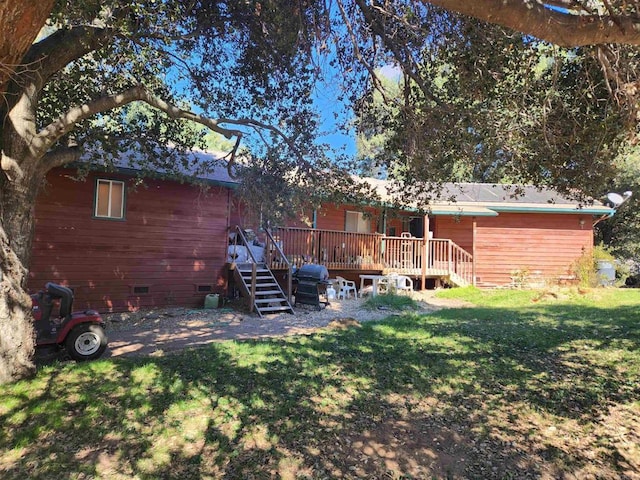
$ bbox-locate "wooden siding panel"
[434,216,474,252]
[315,204,381,232]
[316,204,348,231]
[474,213,593,285]
[29,169,231,312]
[385,216,405,236]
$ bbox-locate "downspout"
[381,208,387,265]
[225,189,232,297]
[382,208,387,234]
[226,189,232,230]
[312,209,318,261]
[592,213,613,227]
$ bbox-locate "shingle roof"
[91,148,614,215]
[362,177,612,215]
[441,183,580,205]
[89,148,239,187]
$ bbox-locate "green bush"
[572,244,617,287]
[362,292,419,311]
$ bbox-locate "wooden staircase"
[447,271,471,288]
[233,262,294,317]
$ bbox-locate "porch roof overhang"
[427,205,499,216]
[388,201,613,217]
[482,203,614,215]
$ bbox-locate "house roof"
[90,149,615,217]
[438,183,614,215]
[86,148,239,188]
[363,177,614,216]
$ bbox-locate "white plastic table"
[359,274,389,297]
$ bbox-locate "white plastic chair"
[336,276,357,299]
[394,275,413,293]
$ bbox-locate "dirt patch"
[104,291,458,358]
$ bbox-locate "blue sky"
[314,89,357,157]
[313,64,400,158]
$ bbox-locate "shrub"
[363,292,419,311]
[572,244,617,287]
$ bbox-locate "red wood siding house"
[271,183,611,288]
[29,162,614,312]
[433,212,594,286]
[30,167,234,312]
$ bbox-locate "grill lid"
[294,264,329,282]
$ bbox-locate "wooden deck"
[264,227,474,287]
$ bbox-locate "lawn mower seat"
[45,282,74,320]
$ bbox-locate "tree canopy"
[2,0,640,382]
[340,3,638,201]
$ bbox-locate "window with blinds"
[345,211,371,233]
[95,179,125,219]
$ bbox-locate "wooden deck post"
[422,215,429,290]
[472,217,477,286]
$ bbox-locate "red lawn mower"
[31,282,108,361]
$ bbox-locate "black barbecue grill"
[293,264,331,308]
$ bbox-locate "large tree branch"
[21,25,114,93]
[334,0,390,102]
[41,146,82,169]
[423,0,640,47]
[34,85,243,158]
[34,85,312,178]
[352,0,440,104]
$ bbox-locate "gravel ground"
[103,290,466,358]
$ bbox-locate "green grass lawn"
[1,287,639,479]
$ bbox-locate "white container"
[326,286,336,300]
[597,261,615,286]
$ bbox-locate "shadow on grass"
[1,301,639,479]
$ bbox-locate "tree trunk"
[0,170,40,384]
[0,0,56,95]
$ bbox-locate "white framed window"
[345,211,371,233]
[94,179,125,219]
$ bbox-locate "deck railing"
[381,236,424,275]
[429,239,474,285]
[266,227,474,285]
[268,227,383,270]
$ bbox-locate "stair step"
[257,305,294,313]
[238,275,276,282]
[231,260,293,316]
[255,297,287,304]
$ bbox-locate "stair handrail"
[230,226,260,312]
[230,226,261,264]
[264,227,292,303]
[448,239,474,286]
